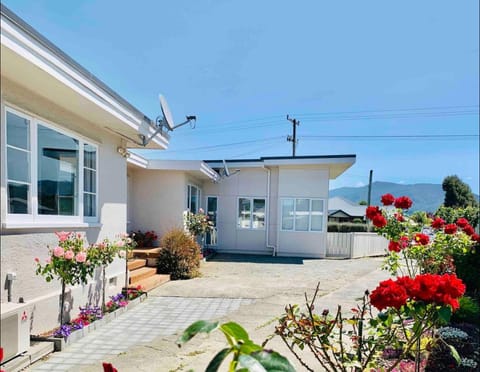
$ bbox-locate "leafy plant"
[130,230,158,247]
[177,320,295,372]
[158,228,201,280]
[184,209,214,237]
[451,296,480,325]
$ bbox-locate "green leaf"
[239,340,263,354]
[205,347,231,372]
[220,322,250,343]
[438,305,452,324]
[448,344,461,365]
[176,320,219,346]
[250,350,296,372]
[238,354,267,372]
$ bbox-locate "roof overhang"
[0,5,169,149]
[206,155,356,179]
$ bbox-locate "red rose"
[399,236,410,249]
[463,224,475,236]
[414,233,429,245]
[366,206,381,220]
[410,274,438,302]
[396,276,417,297]
[381,193,395,206]
[444,224,457,234]
[394,213,405,222]
[456,218,469,228]
[370,279,409,310]
[431,217,445,229]
[372,214,387,228]
[388,241,401,252]
[471,233,480,243]
[394,196,413,210]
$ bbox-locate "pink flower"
[116,240,125,247]
[45,257,52,264]
[199,208,204,214]
[53,246,65,257]
[64,250,74,260]
[120,233,129,238]
[34,257,40,263]
[55,231,70,242]
[75,252,87,263]
[77,233,82,239]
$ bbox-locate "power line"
[302,134,478,139]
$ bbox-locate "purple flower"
[54,324,72,338]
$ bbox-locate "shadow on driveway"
[208,253,305,265]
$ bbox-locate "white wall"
[128,169,186,237]
[277,167,329,258]
[1,78,128,334]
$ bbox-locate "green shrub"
[453,244,480,297]
[328,223,371,232]
[451,296,480,325]
[352,218,364,224]
[328,223,339,232]
[157,228,201,280]
[435,206,480,229]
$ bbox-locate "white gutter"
[126,151,148,168]
[262,165,276,256]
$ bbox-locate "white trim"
[2,222,102,230]
[126,152,148,168]
[236,196,266,231]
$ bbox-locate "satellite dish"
[159,95,175,131]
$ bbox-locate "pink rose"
[120,233,129,238]
[45,257,52,264]
[53,246,65,257]
[118,250,126,258]
[34,257,40,263]
[75,252,87,263]
[199,208,205,214]
[116,240,125,247]
[55,231,70,242]
[64,250,74,260]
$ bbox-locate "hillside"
[329,181,479,213]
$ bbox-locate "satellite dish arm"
[140,115,196,146]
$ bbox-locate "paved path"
[30,254,388,371]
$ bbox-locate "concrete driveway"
[34,254,387,371]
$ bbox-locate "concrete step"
[135,274,170,292]
[128,258,147,271]
[132,248,162,259]
[1,341,54,372]
[129,267,157,284]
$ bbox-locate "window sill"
[1,222,103,230]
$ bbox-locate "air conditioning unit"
[0,302,32,362]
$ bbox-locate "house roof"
[328,196,366,218]
[1,4,169,149]
[205,155,356,179]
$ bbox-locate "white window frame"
[280,197,326,233]
[186,184,201,214]
[237,197,266,230]
[3,104,99,227]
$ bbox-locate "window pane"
[295,199,309,231]
[238,198,251,228]
[84,193,96,217]
[84,144,96,169]
[190,186,198,213]
[252,199,265,229]
[7,112,30,150]
[207,197,217,226]
[8,182,29,214]
[311,199,324,231]
[7,147,30,183]
[84,169,96,193]
[281,199,294,230]
[38,125,79,215]
[311,199,324,212]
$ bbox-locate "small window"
[281,198,325,232]
[187,185,200,213]
[238,197,265,230]
[83,144,97,217]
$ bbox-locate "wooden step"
[132,248,163,259]
[129,267,157,284]
[135,274,170,292]
[128,258,147,271]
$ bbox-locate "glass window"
[6,111,31,214]
[37,124,79,216]
[83,144,97,217]
[311,199,324,231]
[252,199,265,229]
[281,199,294,230]
[187,185,199,213]
[295,199,309,231]
[238,198,251,229]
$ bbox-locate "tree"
[358,200,368,205]
[442,175,478,208]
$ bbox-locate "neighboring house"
[0,4,168,353]
[128,155,356,258]
[328,196,366,223]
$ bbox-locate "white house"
[328,196,367,223]
[128,155,356,258]
[0,4,169,358]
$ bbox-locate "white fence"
[327,232,388,258]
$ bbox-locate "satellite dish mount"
[139,94,196,146]
[219,160,240,179]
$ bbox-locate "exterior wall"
[128,169,186,237]
[277,167,329,258]
[1,79,127,334]
[203,168,269,254]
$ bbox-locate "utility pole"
[367,170,373,206]
[286,115,300,157]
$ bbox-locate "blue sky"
[4,0,479,192]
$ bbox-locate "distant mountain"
[330,181,479,213]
